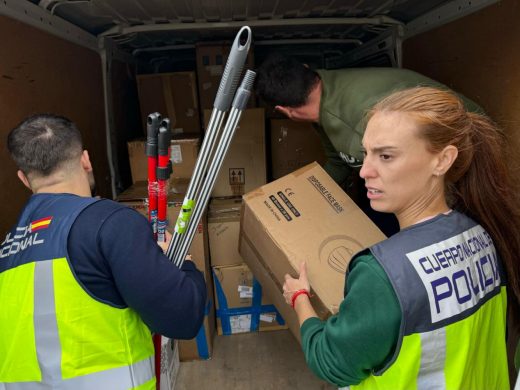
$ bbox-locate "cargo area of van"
[1,1,519,389]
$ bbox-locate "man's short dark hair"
[255,53,320,108]
[7,114,83,177]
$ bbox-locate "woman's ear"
[434,145,458,176]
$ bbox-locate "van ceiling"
[29,0,450,52]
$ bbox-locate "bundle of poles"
[165,25,254,267]
[145,26,254,388]
[146,114,173,389]
[146,115,172,244]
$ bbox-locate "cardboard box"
[239,162,386,342]
[137,72,201,134]
[270,119,327,179]
[117,182,215,360]
[204,108,266,197]
[195,42,255,111]
[213,263,287,335]
[127,135,200,184]
[160,338,179,390]
[208,198,243,267]
[177,301,215,362]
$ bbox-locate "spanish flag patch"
[31,216,53,232]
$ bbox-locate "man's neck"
[32,174,91,197]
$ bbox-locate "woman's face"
[360,111,443,225]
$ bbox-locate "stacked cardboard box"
[239,162,386,342]
[204,108,266,197]
[137,72,200,134]
[208,197,287,335]
[270,119,327,180]
[117,181,215,361]
[208,198,243,267]
[195,42,255,112]
[213,263,287,335]
[127,135,200,184]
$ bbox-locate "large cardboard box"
[213,263,287,335]
[239,162,386,342]
[117,182,215,361]
[195,42,255,111]
[127,135,200,184]
[137,72,200,134]
[208,198,243,267]
[270,119,327,180]
[204,108,266,197]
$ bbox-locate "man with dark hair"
[7,114,95,193]
[256,54,482,235]
[1,114,206,388]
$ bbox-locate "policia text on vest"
[406,225,500,322]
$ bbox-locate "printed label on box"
[171,145,183,164]
[238,285,253,298]
[160,337,179,390]
[238,285,252,293]
[260,313,276,323]
[230,314,252,333]
[229,168,245,185]
[239,291,253,298]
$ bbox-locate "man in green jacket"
[256,54,482,236]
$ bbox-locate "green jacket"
[314,68,483,184]
[301,253,401,387]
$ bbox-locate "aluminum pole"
[174,70,256,267]
[165,26,252,261]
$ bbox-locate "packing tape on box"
[213,270,285,335]
[194,299,212,359]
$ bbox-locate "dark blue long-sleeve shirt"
[67,199,207,339]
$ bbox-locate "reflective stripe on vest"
[417,328,446,389]
[0,259,155,389]
[0,357,154,390]
[350,211,508,390]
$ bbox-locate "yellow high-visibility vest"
[0,194,155,389]
[352,211,508,390]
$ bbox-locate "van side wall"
[0,15,108,235]
[109,59,143,193]
[403,0,519,384]
[403,0,520,160]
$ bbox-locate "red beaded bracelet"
[291,289,311,308]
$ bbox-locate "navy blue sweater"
[68,199,207,339]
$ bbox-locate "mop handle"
[146,112,163,390]
[157,119,172,243]
[166,26,252,262]
[174,70,256,268]
[214,26,252,111]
